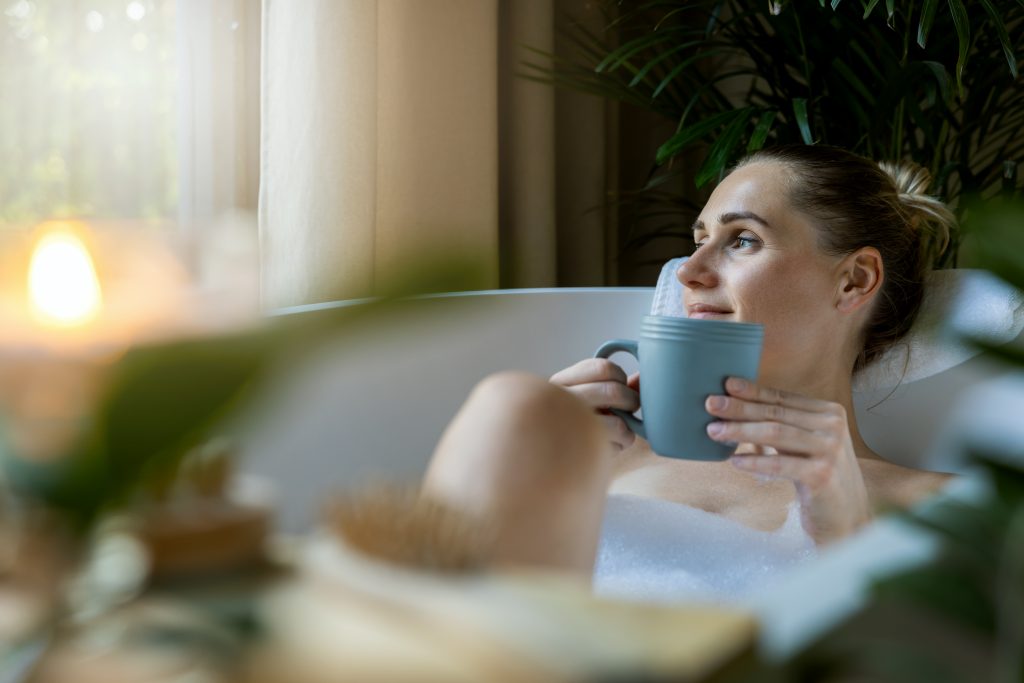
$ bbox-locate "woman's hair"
[735,145,957,370]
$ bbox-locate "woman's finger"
[550,358,628,387]
[707,419,832,455]
[722,377,835,414]
[566,381,639,413]
[705,394,837,431]
[627,372,640,392]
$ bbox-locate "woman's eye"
[693,234,759,251]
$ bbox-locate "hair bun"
[878,161,955,259]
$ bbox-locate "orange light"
[27,227,103,328]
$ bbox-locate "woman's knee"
[468,371,593,429]
[425,372,612,572]
[427,371,607,491]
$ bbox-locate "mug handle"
[593,339,645,440]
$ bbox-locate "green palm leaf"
[747,110,778,152]
[978,0,1019,78]
[792,97,813,144]
[695,107,755,186]
[917,0,940,48]
[656,109,744,165]
[946,0,971,95]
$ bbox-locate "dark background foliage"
[525,0,1023,269]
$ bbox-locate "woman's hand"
[705,377,871,544]
[550,359,640,452]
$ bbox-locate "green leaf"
[978,0,1019,79]
[832,59,876,105]
[863,0,882,19]
[904,97,937,149]
[695,108,754,186]
[964,198,1024,291]
[12,330,277,527]
[651,48,738,99]
[934,160,961,194]
[922,61,952,105]
[628,42,689,87]
[905,500,1003,567]
[886,0,896,21]
[792,97,814,144]
[641,167,690,191]
[831,0,842,9]
[946,0,970,96]
[704,1,725,36]
[1003,161,1018,195]
[653,7,690,32]
[872,565,996,633]
[849,39,887,82]
[655,109,746,164]
[917,0,939,48]
[972,340,1024,372]
[1,254,491,530]
[596,31,682,75]
[747,110,778,152]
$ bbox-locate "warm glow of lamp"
[27,230,103,328]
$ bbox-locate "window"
[0,0,260,233]
[0,0,179,228]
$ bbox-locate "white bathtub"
[242,285,1023,659]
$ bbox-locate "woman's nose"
[677,248,717,289]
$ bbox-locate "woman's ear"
[836,247,883,314]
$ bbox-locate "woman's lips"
[686,304,732,319]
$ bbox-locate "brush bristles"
[325,487,498,573]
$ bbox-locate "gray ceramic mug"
[595,315,763,460]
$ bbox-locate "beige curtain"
[260,0,500,308]
[177,0,262,224]
[259,0,619,307]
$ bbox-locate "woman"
[419,145,956,581]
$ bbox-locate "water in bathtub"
[593,493,816,604]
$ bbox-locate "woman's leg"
[421,372,614,576]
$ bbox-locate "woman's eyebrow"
[691,211,772,235]
[720,211,772,229]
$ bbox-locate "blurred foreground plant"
[777,452,1024,683]
[0,253,491,533]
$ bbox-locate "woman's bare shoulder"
[858,457,955,509]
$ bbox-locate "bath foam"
[593,494,816,604]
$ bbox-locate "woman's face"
[677,161,850,384]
